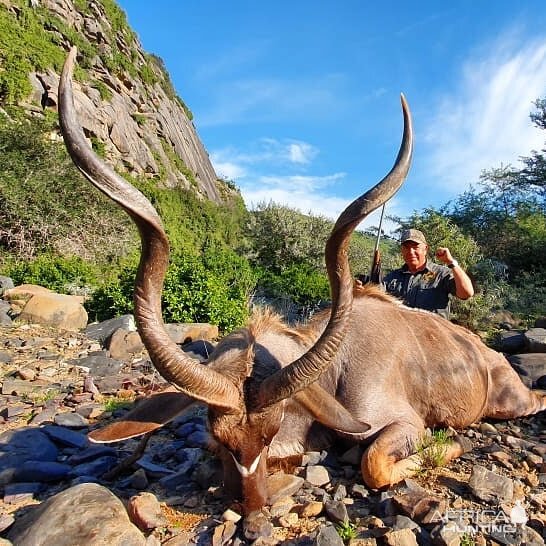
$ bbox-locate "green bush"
[258,264,330,307]
[6,254,98,294]
[87,248,257,332]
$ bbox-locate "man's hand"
[435,247,454,265]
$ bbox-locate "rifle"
[369,203,385,284]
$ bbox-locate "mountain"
[1,0,225,203]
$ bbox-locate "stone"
[70,352,124,377]
[53,411,89,428]
[305,465,331,486]
[70,456,118,478]
[314,524,345,546]
[300,500,323,517]
[212,521,237,546]
[222,509,242,523]
[270,496,295,517]
[267,472,304,505]
[3,284,53,302]
[508,354,546,387]
[84,315,136,343]
[498,331,526,354]
[0,428,58,473]
[468,465,514,503]
[383,528,419,546]
[164,323,219,344]
[392,489,447,525]
[11,461,72,484]
[19,292,88,331]
[524,328,546,353]
[107,328,144,360]
[126,492,167,531]
[324,499,349,524]
[7,483,146,545]
[41,424,88,448]
[1,378,55,396]
[0,275,14,295]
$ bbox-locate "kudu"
[59,47,545,516]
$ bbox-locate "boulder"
[84,314,136,343]
[0,275,14,295]
[508,353,546,387]
[18,292,88,331]
[164,323,219,344]
[524,328,546,353]
[497,331,526,354]
[7,483,146,545]
[106,328,144,360]
[3,284,52,302]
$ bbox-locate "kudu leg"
[360,423,471,489]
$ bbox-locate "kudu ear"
[293,383,370,434]
[89,389,196,443]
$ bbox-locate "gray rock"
[70,456,118,478]
[498,330,526,354]
[508,353,546,387]
[324,499,349,524]
[383,528,419,546]
[314,524,345,546]
[0,428,58,473]
[107,328,144,360]
[53,412,89,429]
[468,464,514,503]
[524,328,546,353]
[84,315,136,343]
[126,492,167,531]
[41,425,88,448]
[67,445,117,465]
[0,311,12,326]
[7,483,146,545]
[69,352,124,377]
[488,524,545,545]
[0,276,14,295]
[11,461,72,483]
[305,465,331,486]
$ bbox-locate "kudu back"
[58,47,544,515]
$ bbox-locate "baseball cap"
[400,228,427,245]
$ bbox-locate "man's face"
[401,241,428,272]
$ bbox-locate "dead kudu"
[59,47,545,516]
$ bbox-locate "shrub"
[87,248,256,332]
[6,254,98,294]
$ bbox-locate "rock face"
[2,0,224,203]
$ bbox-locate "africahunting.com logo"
[433,501,528,534]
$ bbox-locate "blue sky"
[117,1,546,233]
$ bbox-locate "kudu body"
[58,47,545,515]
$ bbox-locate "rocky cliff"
[1,0,223,203]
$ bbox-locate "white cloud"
[239,172,402,233]
[288,142,318,164]
[423,34,546,193]
[210,138,320,181]
[213,160,247,180]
